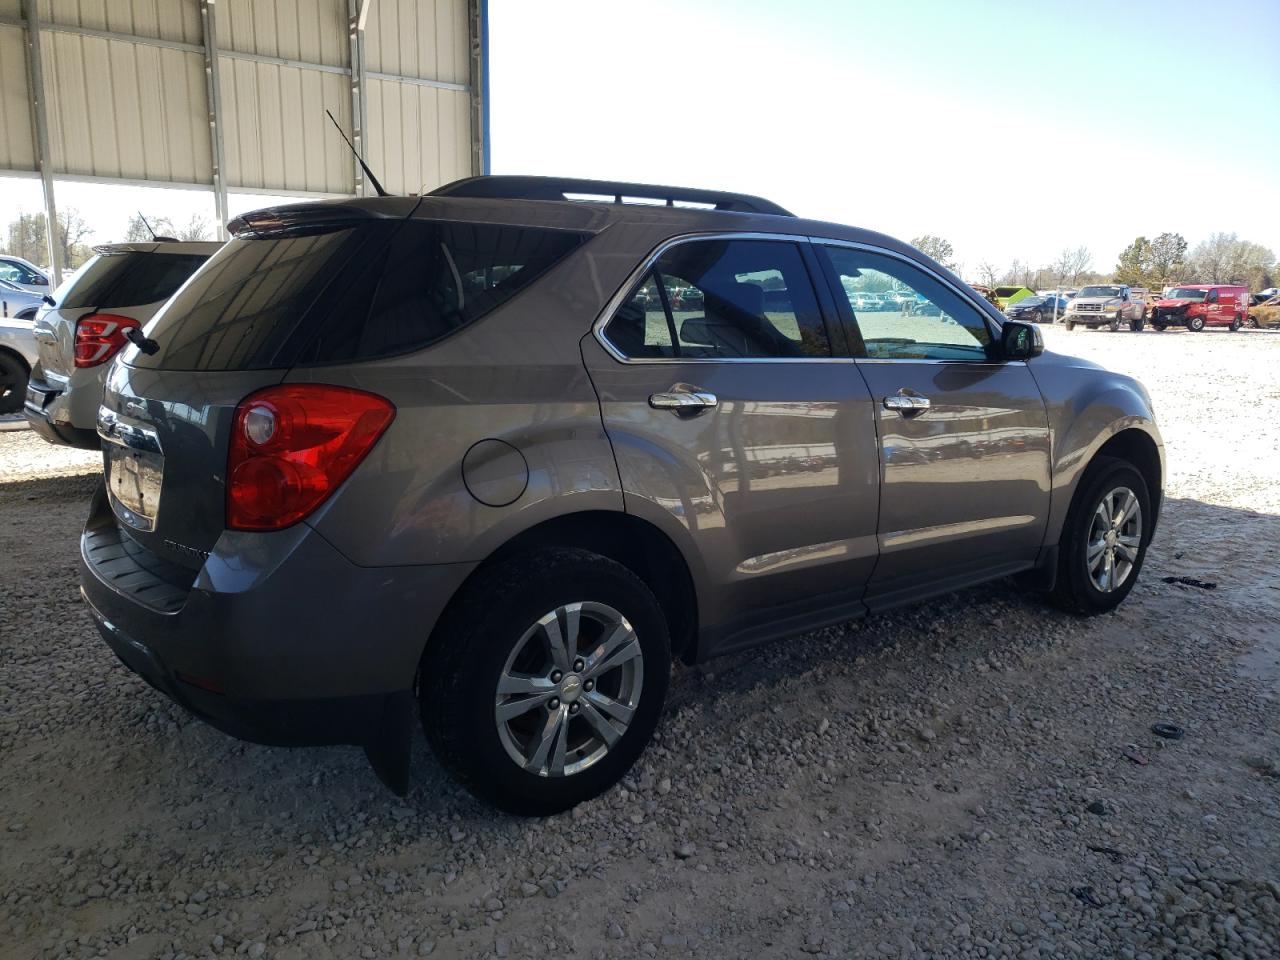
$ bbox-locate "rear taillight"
[226,384,395,531]
[74,313,141,367]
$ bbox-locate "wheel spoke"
[1115,535,1140,562]
[584,690,635,725]
[583,623,642,680]
[579,699,622,748]
[495,675,557,722]
[1087,538,1107,569]
[1105,549,1116,591]
[1115,491,1138,529]
[541,611,572,672]
[525,704,568,775]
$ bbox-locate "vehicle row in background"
[1062,285,1147,331]
[1150,285,1251,332]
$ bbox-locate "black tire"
[0,349,30,415]
[1109,317,1121,332]
[1064,320,1075,331]
[1049,456,1153,616]
[1229,314,1242,332]
[1246,316,1259,329]
[1031,309,1043,324]
[1187,315,1205,332]
[1153,323,1166,332]
[1130,314,1145,332]
[419,548,671,816]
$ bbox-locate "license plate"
[105,443,164,532]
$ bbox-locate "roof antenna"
[136,212,178,242]
[326,109,388,198]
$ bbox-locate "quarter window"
[605,239,830,360]
[819,246,993,361]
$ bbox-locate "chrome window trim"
[592,231,1007,365]
[592,231,845,365]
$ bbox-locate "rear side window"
[131,219,588,371]
[604,239,830,360]
[58,252,208,309]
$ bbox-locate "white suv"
[25,241,220,447]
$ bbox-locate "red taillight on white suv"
[226,384,395,531]
[74,313,141,368]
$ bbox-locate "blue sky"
[490,0,1280,275]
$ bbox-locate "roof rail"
[430,175,794,217]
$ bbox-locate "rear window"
[58,252,209,309]
[130,219,589,371]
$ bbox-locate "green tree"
[3,209,94,271]
[910,235,955,269]
[1114,236,1152,286]
[1147,232,1187,287]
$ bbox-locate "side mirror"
[1000,319,1043,360]
[35,276,49,285]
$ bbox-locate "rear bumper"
[79,483,477,747]
[24,376,100,448]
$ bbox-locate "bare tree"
[176,213,213,242]
[976,261,999,289]
[1188,232,1275,287]
[910,235,956,270]
[1054,246,1092,285]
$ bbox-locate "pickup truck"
[1062,284,1147,331]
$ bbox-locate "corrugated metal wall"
[4,0,477,200]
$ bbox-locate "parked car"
[0,314,39,415]
[0,254,51,294]
[993,285,1035,309]
[1063,284,1146,331]
[0,278,44,320]
[25,241,219,447]
[1004,295,1070,324]
[80,176,1163,815]
[1247,294,1280,329]
[1150,284,1250,332]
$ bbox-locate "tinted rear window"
[59,252,209,309]
[130,219,589,371]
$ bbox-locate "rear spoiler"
[229,199,419,239]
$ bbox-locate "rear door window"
[604,239,830,360]
[57,252,209,309]
[130,219,589,371]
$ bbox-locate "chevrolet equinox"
[81,176,1163,814]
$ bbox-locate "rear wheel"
[1229,314,1242,332]
[1049,456,1152,615]
[0,350,30,415]
[1130,313,1145,332]
[419,548,670,816]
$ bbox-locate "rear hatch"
[100,200,419,570]
[32,244,213,383]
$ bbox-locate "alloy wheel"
[1086,486,1143,593]
[494,602,644,778]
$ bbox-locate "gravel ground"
[2,325,1277,960]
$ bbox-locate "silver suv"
[26,241,219,447]
[79,177,1163,814]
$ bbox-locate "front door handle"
[883,394,931,413]
[649,389,718,413]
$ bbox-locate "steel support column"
[348,0,371,196]
[21,0,62,285]
[468,0,487,177]
[199,0,229,239]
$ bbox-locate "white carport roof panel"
[366,0,468,85]
[42,28,210,184]
[0,23,35,171]
[219,57,353,195]
[367,77,469,196]
[39,0,202,45]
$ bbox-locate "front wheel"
[1109,317,1122,332]
[419,548,670,815]
[1187,315,1205,332]
[1049,456,1152,615]
[1246,316,1259,329]
[1031,309,1043,324]
[1064,320,1075,331]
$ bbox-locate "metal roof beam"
[19,0,62,285]
[199,0,229,240]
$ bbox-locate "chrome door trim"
[591,231,846,365]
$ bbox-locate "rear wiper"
[125,326,159,355]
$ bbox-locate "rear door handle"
[883,394,931,412]
[649,389,718,413]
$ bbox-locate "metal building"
[0,0,488,282]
